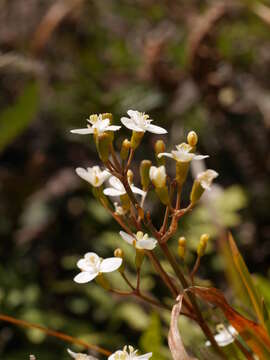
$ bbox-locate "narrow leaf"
[169,295,197,360]
[189,286,270,359]
[228,232,265,326]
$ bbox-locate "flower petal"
[157,152,173,159]
[75,167,93,184]
[100,257,122,273]
[119,231,135,245]
[193,155,209,160]
[106,125,122,131]
[145,124,167,134]
[137,353,153,359]
[74,271,98,283]
[104,187,125,196]
[130,185,146,197]
[109,176,123,190]
[77,259,95,272]
[137,238,157,250]
[121,117,144,132]
[70,128,93,134]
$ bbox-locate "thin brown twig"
[0,314,111,356]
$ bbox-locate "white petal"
[109,176,124,190]
[137,353,153,359]
[193,155,209,160]
[104,187,125,196]
[121,117,144,132]
[75,167,94,184]
[70,128,93,134]
[145,124,167,134]
[127,109,137,117]
[74,271,98,283]
[130,185,146,197]
[106,125,121,131]
[157,152,173,159]
[172,151,194,162]
[100,257,122,273]
[119,231,135,245]
[77,259,96,272]
[137,238,157,250]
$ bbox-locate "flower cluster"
[70,109,220,358]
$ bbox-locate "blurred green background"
[0,0,270,359]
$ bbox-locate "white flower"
[119,231,157,250]
[108,345,152,360]
[67,349,97,360]
[74,252,122,284]
[206,325,237,347]
[158,143,208,162]
[75,166,110,187]
[103,176,146,197]
[71,114,121,136]
[121,110,167,134]
[196,169,218,190]
[149,165,167,188]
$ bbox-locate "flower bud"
[178,237,186,259]
[114,248,125,273]
[155,140,166,166]
[101,113,113,123]
[197,233,209,257]
[176,162,189,187]
[130,131,144,149]
[187,131,198,147]
[120,139,130,160]
[127,169,133,184]
[96,132,112,162]
[140,160,152,190]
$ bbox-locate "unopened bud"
[120,193,131,212]
[190,180,204,204]
[96,132,112,162]
[120,139,130,160]
[178,237,186,259]
[187,131,198,147]
[140,160,152,190]
[197,234,209,257]
[114,248,124,258]
[127,169,133,183]
[101,113,113,123]
[155,140,166,166]
[130,131,144,149]
[176,162,189,187]
[114,248,125,273]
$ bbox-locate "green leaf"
[140,312,167,360]
[228,233,265,326]
[0,82,39,152]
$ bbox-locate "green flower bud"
[127,169,133,184]
[197,233,209,257]
[120,139,130,160]
[155,186,170,205]
[120,193,130,212]
[130,131,144,149]
[114,248,125,273]
[178,237,186,259]
[140,160,152,190]
[155,140,166,166]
